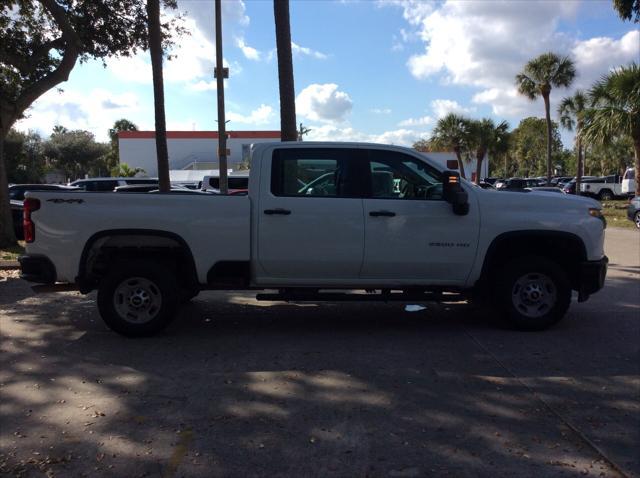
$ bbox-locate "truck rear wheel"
[97,261,179,337]
[497,256,571,331]
[598,189,613,201]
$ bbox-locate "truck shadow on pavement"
[1,275,638,477]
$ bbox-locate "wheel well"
[479,231,587,291]
[77,230,198,293]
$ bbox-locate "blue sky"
[16,0,639,148]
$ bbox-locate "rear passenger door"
[256,147,366,284]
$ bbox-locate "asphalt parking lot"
[1,228,638,478]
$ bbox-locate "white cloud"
[398,115,433,127]
[305,124,427,146]
[430,99,475,118]
[370,108,392,114]
[227,104,274,125]
[15,88,143,142]
[571,30,640,88]
[236,37,261,61]
[296,83,353,122]
[387,1,638,126]
[291,42,328,60]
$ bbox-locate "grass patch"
[600,199,636,229]
[0,242,25,261]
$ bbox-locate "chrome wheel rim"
[113,277,162,324]
[635,212,640,229]
[511,272,556,319]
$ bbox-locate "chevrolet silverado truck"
[19,142,608,336]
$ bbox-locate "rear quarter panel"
[25,192,250,283]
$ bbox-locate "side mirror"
[442,170,469,216]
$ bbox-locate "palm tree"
[431,113,470,178]
[515,52,576,184]
[468,119,510,184]
[582,63,640,196]
[274,0,297,141]
[146,0,170,192]
[558,91,588,195]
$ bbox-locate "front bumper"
[19,255,57,284]
[577,256,608,302]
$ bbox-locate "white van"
[622,168,636,196]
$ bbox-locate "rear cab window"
[271,148,364,198]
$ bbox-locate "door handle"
[264,208,291,215]
[369,210,396,217]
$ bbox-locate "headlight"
[589,208,606,228]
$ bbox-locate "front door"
[360,150,479,285]
[257,147,366,284]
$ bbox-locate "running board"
[255,290,464,302]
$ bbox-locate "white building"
[118,130,281,178]
[419,152,490,182]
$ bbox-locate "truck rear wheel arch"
[77,229,198,294]
[478,230,587,292]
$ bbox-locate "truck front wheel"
[497,256,571,330]
[97,261,179,337]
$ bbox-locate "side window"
[271,148,362,197]
[368,151,443,200]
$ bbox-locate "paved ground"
[1,228,638,477]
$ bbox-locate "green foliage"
[110,162,145,177]
[515,52,576,100]
[612,0,640,22]
[412,139,436,152]
[4,129,45,183]
[582,63,640,147]
[510,117,563,176]
[585,137,634,176]
[43,127,109,181]
[0,0,182,116]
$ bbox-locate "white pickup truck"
[19,142,608,336]
[580,175,625,200]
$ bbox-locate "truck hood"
[475,188,601,212]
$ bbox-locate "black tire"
[496,256,571,331]
[598,189,613,201]
[635,211,640,229]
[97,261,179,337]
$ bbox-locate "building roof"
[118,130,281,139]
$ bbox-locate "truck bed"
[25,191,251,283]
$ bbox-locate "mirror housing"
[442,170,469,216]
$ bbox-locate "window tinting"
[271,148,362,197]
[368,151,443,200]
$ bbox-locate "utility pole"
[214,0,228,194]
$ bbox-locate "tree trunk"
[475,150,483,185]
[543,92,552,185]
[274,0,297,142]
[0,125,17,248]
[454,147,466,178]
[575,135,582,196]
[147,0,171,192]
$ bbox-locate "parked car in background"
[529,187,565,194]
[580,174,625,200]
[496,178,540,190]
[200,172,250,193]
[482,177,502,185]
[562,177,598,195]
[9,184,79,240]
[9,183,78,201]
[551,176,573,187]
[622,168,636,196]
[627,196,640,229]
[69,177,158,191]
